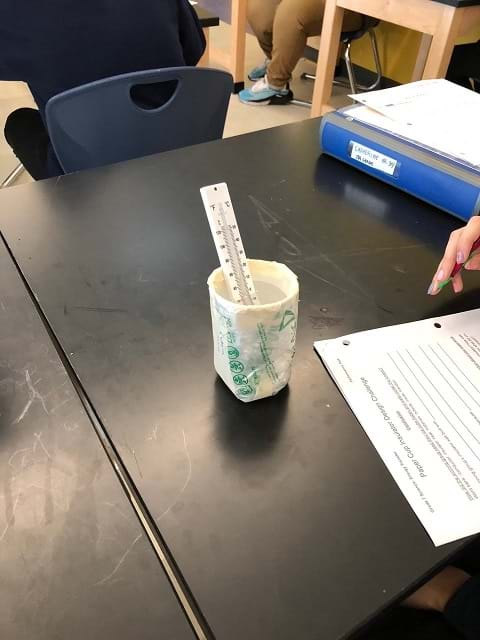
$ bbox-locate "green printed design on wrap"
[208,259,299,403]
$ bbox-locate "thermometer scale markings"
[201,183,259,305]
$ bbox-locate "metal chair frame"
[291,23,382,108]
[1,162,25,189]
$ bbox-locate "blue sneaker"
[239,78,292,106]
[248,59,269,81]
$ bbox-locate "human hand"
[428,216,480,295]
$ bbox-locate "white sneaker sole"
[239,96,272,106]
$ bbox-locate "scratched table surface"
[0,242,194,639]
[0,118,478,640]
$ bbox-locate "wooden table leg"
[412,33,432,81]
[311,0,345,118]
[422,5,464,79]
[199,28,210,67]
[231,0,247,92]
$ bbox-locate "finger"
[456,216,480,265]
[429,229,461,294]
[438,229,462,277]
[452,272,463,294]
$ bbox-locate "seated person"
[0,0,205,180]
[240,0,361,105]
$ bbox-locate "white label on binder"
[349,141,397,176]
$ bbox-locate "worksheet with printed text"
[315,309,480,546]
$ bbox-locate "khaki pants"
[247,0,362,87]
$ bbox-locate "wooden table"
[195,5,221,68]
[311,0,480,117]
[209,0,248,92]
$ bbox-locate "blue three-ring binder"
[319,107,480,222]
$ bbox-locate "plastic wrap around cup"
[208,259,299,402]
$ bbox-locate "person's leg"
[247,0,280,60]
[444,575,480,639]
[404,567,471,613]
[405,566,480,640]
[240,0,361,103]
[267,0,361,88]
[4,108,63,180]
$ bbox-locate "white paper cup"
[207,259,299,402]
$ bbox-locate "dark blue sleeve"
[0,0,33,81]
[177,0,206,66]
[444,575,480,640]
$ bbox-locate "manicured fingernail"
[457,251,464,264]
[436,269,444,281]
[427,283,434,295]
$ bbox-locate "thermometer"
[200,182,259,305]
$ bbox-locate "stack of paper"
[315,309,480,546]
[348,80,480,169]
